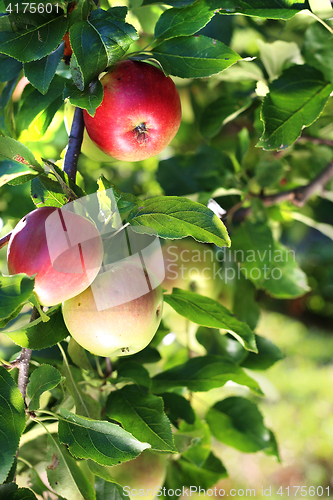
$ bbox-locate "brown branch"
[63,107,84,183]
[3,307,40,399]
[232,159,333,221]
[17,306,40,401]
[0,231,12,250]
[298,135,333,148]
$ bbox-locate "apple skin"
[7,206,103,307]
[108,450,168,500]
[83,60,182,162]
[62,261,163,357]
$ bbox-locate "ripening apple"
[108,450,168,500]
[7,206,103,306]
[62,261,163,357]
[83,60,182,162]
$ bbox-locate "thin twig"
[0,231,11,250]
[231,159,333,221]
[17,306,40,401]
[299,135,333,148]
[63,107,84,183]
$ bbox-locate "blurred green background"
[1,3,333,496]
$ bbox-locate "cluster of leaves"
[1,0,333,498]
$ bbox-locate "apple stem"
[105,357,112,378]
[63,107,84,183]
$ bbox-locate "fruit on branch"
[108,450,168,499]
[65,102,114,163]
[7,206,103,306]
[83,60,182,162]
[62,261,163,357]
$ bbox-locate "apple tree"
[1,0,333,498]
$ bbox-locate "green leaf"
[24,43,64,95]
[143,0,197,6]
[115,360,151,389]
[231,217,310,298]
[17,75,66,136]
[0,160,38,187]
[254,159,285,187]
[156,147,235,197]
[151,355,262,394]
[160,392,195,427]
[200,94,252,139]
[0,136,41,169]
[154,0,222,40]
[196,328,248,364]
[164,289,257,352]
[68,337,94,372]
[60,355,101,420]
[95,477,128,500]
[0,53,22,82]
[106,386,176,452]
[257,39,303,82]
[0,14,68,62]
[257,65,333,151]
[63,78,103,116]
[69,9,138,91]
[303,23,333,83]
[0,366,26,484]
[152,35,241,78]
[259,242,310,298]
[47,434,96,500]
[0,273,35,327]
[31,175,68,208]
[89,8,139,66]
[165,452,227,495]
[0,484,38,499]
[27,364,62,411]
[128,196,231,247]
[219,0,308,19]
[69,21,108,91]
[97,176,137,214]
[0,77,17,136]
[233,274,260,331]
[206,396,275,453]
[58,408,150,466]
[230,216,275,286]
[3,306,70,350]
[241,334,284,370]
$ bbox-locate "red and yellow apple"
[83,60,182,162]
[62,261,163,357]
[7,206,103,306]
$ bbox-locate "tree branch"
[231,159,333,221]
[63,107,84,183]
[17,306,40,401]
[0,231,11,250]
[299,135,333,148]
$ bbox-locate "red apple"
[83,60,182,162]
[62,261,163,357]
[7,206,103,306]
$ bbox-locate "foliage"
[0,0,333,498]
